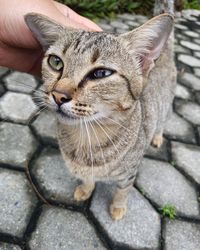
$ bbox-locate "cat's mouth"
[56,108,100,125]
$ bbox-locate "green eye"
[48,55,64,71]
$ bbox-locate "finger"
[53,1,102,31]
[0,41,42,76]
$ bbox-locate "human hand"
[0,0,101,76]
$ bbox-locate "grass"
[184,0,200,10]
[58,0,200,20]
[159,204,176,219]
[58,0,155,20]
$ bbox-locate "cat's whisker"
[93,117,120,156]
[89,119,109,181]
[28,106,48,125]
[84,117,94,184]
[7,79,47,94]
[96,118,131,174]
[100,115,132,133]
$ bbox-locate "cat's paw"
[110,204,127,220]
[73,184,93,202]
[151,134,163,148]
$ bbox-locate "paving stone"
[178,72,200,91]
[183,30,199,38]
[164,112,195,143]
[171,142,200,185]
[0,67,9,77]
[0,243,22,250]
[135,15,148,23]
[196,91,200,104]
[198,127,200,144]
[180,41,200,51]
[145,138,168,161]
[175,101,200,125]
[32,148,81,205]
[194,68,200,77]
[116,29,126,34]
[175,23,188,30]
[32,111,57,146]
[110,21,129,30]
[124,20,139,28]
[178,54,200,67]
[0,169,37,237]
[0,122,38,169]
[136,158,199,218]
[29,206,105,250]
[0,84,6,97]
[90,184,160,250]
[194,51,200,58]
[164,219,200,250]
[175,33,190,41]
[97,23,114,32]
[3,72,38,94]
[174,44,190,54]
[194,38,200,45]
[175,83,192,99]
[0,92,38,124]
[117,13,137,21]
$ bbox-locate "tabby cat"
[25,0,176,220]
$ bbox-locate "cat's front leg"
[74,180,95,202]
[110,185,132,220]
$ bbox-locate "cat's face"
[42,32,140,125]
[25,13,173,125]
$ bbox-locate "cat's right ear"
[24,13,70,51]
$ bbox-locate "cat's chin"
[56,110,102,126]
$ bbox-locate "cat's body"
[25,0,176,220]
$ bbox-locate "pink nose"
[51,91,72,106]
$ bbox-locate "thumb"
[53,1,102,31]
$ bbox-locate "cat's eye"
[89,68,114,79]
[48,55,64,71]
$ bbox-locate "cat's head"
[25,13,173,125]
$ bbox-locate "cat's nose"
[51,91,72,106]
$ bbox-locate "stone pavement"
[0,9,200,250]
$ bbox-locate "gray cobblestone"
[0,67,9,77]
[145,138,168,161]
[29,206,105,250]
[183,30,199,38]
[194,38,200,44]
[194,51,200,58]
[0,243,22,250]
[136,158,199,218]
[3,72,38,94]
[32,148,80,205]
[164,219,200,250]
[110,20,129,30]
[180,40,200,51]
[175,101,200,125]
[179,72,200,91]
[32,111,57,146]
[175,84,192,99]
[90,184,160,250]
[117,13,137,21]
[0,122,38,169]
[0,92,38,124]
[0,169,37,237]
[194,68,200,77]
[0,85,6,97]
[172,142,200,185]
[175,23,188,30]
[178,54,200,67]
[164,112,195,143]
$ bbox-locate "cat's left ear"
[24,13,74,51]
[119,14,174,76]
